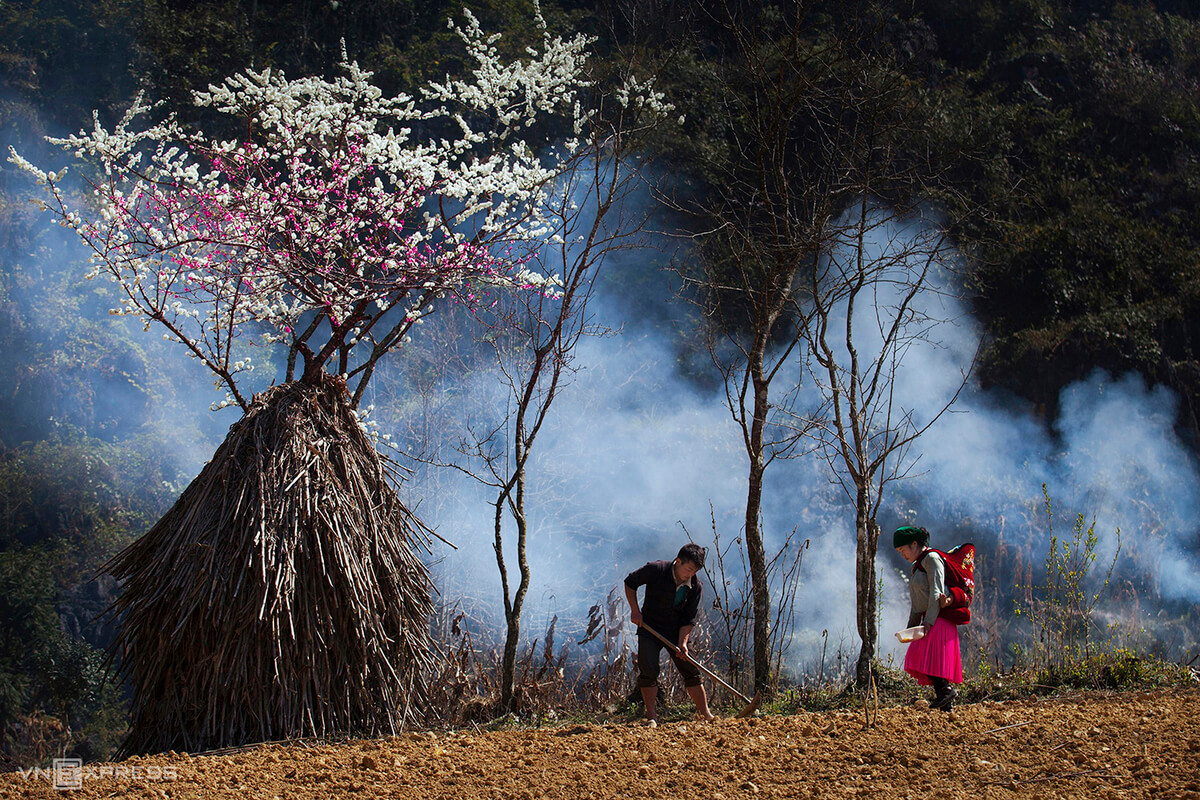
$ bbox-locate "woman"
[894,525,962,711]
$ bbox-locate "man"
[624,543,714,724]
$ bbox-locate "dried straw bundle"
[105,374,435,754]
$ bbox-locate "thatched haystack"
[105,374,435,754]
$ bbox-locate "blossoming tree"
[11,11,580,413]
[9,9,666,751]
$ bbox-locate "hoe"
[639,622,762,719]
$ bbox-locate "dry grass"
[426,588,641,727]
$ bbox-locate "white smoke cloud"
[15,106,1194,673]
[406,200,1200,674]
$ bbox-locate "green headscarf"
[893,525,929,548]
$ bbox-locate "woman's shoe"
[931,686,957,711]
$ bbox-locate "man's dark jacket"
[624,560,702,638]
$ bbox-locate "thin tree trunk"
[500,603,523,712]
[746,348,773,695]
[499,424,532,713]
[855,500,880,687]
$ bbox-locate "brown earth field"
[4,688,1199,800]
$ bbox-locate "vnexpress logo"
[18,758,178,788]
[53,758,83,790]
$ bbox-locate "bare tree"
[799,200,972,688]
[668,2,971,692]
[439,60,674,713]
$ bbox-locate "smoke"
[0,99,228,475]
[6,98,1197,673]
[913,371,1200,592]
[402,198,1200,671]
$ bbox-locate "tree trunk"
[498,428,531,713]
[500,612,522,712]
[745,352,773,696]
[854,501,880,688]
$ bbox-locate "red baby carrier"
[914,543,976,625]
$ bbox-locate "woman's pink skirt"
[904,616,963,685]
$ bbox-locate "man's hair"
[677,543,707,569]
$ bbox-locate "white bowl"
[895,626,926,643]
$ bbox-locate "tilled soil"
[4,689,1199,799]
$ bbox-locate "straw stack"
[104,374,435,754]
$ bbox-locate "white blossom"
[8,10,670,413]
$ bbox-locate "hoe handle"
[638,622,754,705]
